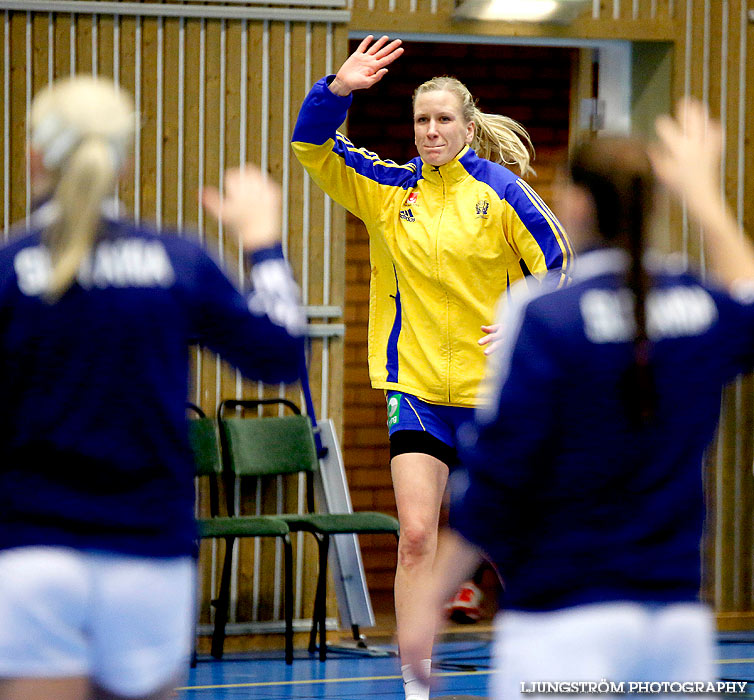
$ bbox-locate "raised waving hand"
[329,35,404,97]
[651,98,754,286]
[652,98,722,211]
[202,165,281,253]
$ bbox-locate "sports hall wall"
[0,0,753,633]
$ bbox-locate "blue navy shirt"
[452,248,754,611]
[0,212,304,557]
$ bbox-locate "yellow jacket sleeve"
[291,76,417,227]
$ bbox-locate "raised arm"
[193,165,305,384]
[291,35,410,225]
[202,164,281,254]
[651,98,754,287]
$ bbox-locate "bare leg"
[0,677,89,700]
[392,452,449,667]
[92,677,182,700]
[0,676,182,700]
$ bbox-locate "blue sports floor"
[180,632,754,699]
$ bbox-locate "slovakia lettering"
[14,240,175,296]
[580,286,718,343]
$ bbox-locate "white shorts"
[0,546,195,697]
[492,601,715,700]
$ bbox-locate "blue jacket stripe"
[517,179,574,270]
[521,179,573,262]
[510,180,569,274]
[516,179,570,261]
[386,266,402,382]
[330,134,418,188]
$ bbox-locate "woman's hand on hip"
[329,35,403,96]
[478,324,502,356]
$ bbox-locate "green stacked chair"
[187,403,294,664]
[217,398,400,661]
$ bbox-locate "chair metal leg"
[191,589,199,667]
[192,541,203,668]
[307,585,320,654]
[210,537,235,659]
[308,535,324,654]
[306,530,400,661]
[283,534,294,665]
[307,532,330,661]
[317,534,329,662]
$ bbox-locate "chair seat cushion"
[198,516,289,538]
[277,512,399,534]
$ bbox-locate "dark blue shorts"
[386,391,474,467]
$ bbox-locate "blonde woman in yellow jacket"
[292,35,572,700]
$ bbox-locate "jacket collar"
[573,246,678,281]
[420,145,472,186]
[572,247,629,280]
[29,196,125,230]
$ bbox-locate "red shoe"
[447,582,482,623]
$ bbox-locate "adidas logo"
[399,208,415,223]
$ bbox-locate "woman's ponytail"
[472,108,535,177]
[30,76,135,301]
[623,174,656,425]
[46,138,117,299]
[569,137,657,426]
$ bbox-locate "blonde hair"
[413,76,535,177]
[30,75,135,300]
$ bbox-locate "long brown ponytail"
[569,137,656,425]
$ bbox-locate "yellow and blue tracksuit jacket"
[292,76,573,407]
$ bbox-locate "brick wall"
[341,41,575,611]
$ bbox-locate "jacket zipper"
[433,166,452,404]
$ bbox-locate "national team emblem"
[475,200,490,218]
[406,192,418,205]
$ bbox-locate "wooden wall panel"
[117,15,137,215]
[160,17,180,227]
[96,15,115,81]
[8,13,27,225]
[143,17,163,224]
[30,14,48,91]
